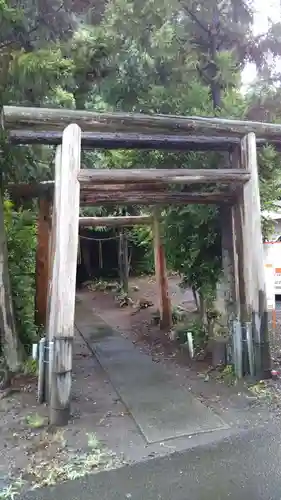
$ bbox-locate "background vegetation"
[1,0,281,365]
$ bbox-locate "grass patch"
[3,432,123,496]
[248,381,273,400]
[216,365,237,386]
[22,359,38,376]
[25,413,47,429]
[0,478,25,500]
[26,433,122,490]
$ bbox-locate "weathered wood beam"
[7,181,236,205]
[79,215,153,227]
[233,133,270,379]
[78,169,251,185]
[153,209,172,330]
[6,166,249,200]
[81,182,168,193]
[48,124,81,426]
[4,105,281,140]
[7,129,281,151]
[6,181,54,198]
[8,130,238,150]
[80,190,235,206]
[215,151,241,348]
[45,148,60,404]
[118,228,129,293]
[6,181,165,198]
[216,204,240,368]
[35,195,51,329]
[8,130,281,152]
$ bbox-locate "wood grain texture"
[80,190,236,206]
[217,151,241,333]
[218,205,239,320]
[153,210,172,330]
[47,125,81,425]
[7,130,238,150]
[8,130,281,152]
[78,168,250,185]
[8,130,281,151]
[118,230,129,294]
[7,181,54,199]
[79,215,153,227]
[234,133,270,378]
[4,105,281,140]
[46,147,61,404]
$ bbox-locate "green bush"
[4,200,38,353]
[129,225,154,275]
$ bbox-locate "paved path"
[21,422,281,500]
[75,303,227,444]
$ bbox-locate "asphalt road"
[21,424,281,500]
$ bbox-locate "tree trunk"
[192,286,199,311]
[198,292,208,334]
[0,192,22,373]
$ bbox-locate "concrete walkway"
[75,300,227,444]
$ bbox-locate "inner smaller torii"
[2,105,277,426]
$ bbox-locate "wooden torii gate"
[2,105,273,425]
[79,213,172,328]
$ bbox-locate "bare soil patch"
[89,275,207,369]
[87,277,259,402]
[0,335,124,498]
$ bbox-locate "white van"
[262,205,281,296]
[264,241,281,295]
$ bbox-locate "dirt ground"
[0,341,125,497]
[89,275,202,368]
[88,275,281,402]
[1,275,281,498]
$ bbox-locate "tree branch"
[0,2,66,52]
[179,1,211,35]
